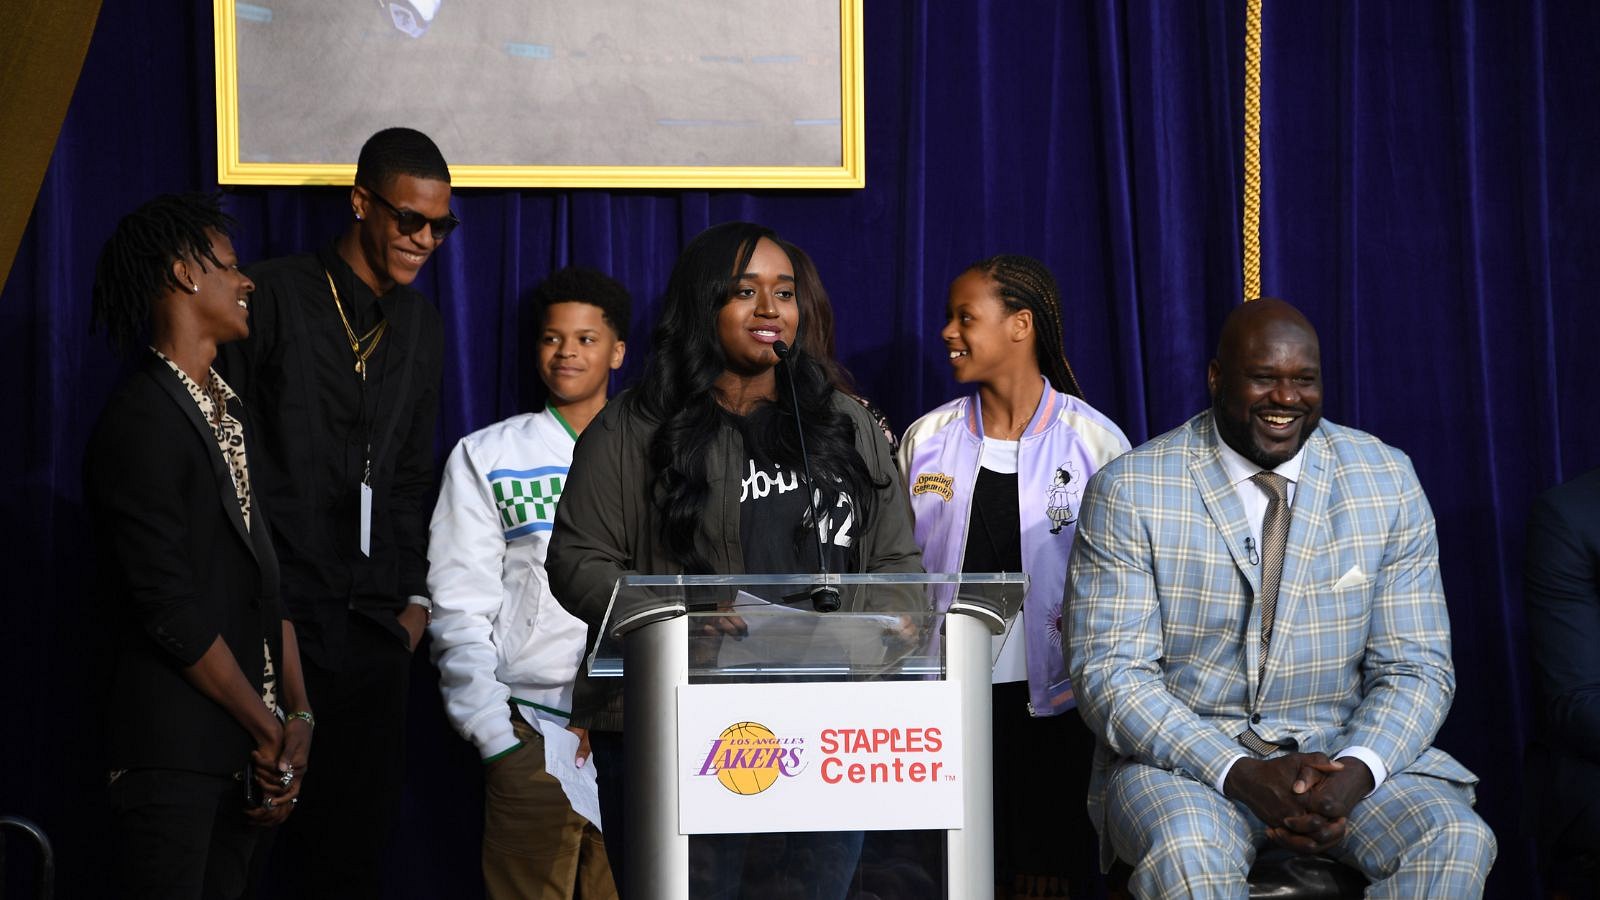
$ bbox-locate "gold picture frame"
[213,0,865,189]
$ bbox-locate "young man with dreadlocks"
[897,254,1131,899]
[86,193,312,898]
[220,127,452,898]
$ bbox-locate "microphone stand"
[772,340,841,613]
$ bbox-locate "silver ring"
[264,797,275,810]
[291,797,299,806]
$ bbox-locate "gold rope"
[1242,0,1264,302]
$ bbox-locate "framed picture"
[213,0,864,188]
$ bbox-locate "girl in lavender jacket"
[897,255,1130,899]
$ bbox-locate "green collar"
[548,405,578,441]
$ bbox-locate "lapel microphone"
[772,340,842,613]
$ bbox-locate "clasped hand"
[247,715,313,826]
[1224,752,1374,854]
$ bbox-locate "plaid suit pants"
[1103,760,1496,898]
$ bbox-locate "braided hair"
[91,193,236,356]
[966,254,1085,399]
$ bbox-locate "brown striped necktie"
[1239,471,1291,756]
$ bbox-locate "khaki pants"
[483,711,618,900]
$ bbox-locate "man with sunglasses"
[222,127,454,899]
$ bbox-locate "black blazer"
[1524,466,1600,855]
[86,353,283,775]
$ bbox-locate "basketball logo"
[715,722,781,794]
[694,721,805,795]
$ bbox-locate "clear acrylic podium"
[588,572,1026,900]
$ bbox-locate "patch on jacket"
[912,472,955,501]
[488,465,567,538]
[1045,460,1083,534]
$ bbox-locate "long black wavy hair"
[627,222,881,573]
[785,238,857,395]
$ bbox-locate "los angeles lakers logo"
[694,721,806,795]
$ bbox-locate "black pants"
[992,682,1101,898]
[265,612,412,900]
[109,767,262,900]
[590,730,628,898]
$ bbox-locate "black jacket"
[86,353,283,774]
[547,390,924,731]
[1524,466,1600,854]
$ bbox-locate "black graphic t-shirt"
[730,408,857,586]
[738,457,857,579]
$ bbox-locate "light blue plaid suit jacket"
[1066,411,1477,840]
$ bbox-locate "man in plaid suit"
[1066,299,1495,897]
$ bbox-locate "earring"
[189,283,200,293]
[353,209,363,221]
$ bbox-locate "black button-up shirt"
[225,242,443,668]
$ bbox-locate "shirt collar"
[317,240,382,316]
[150,347,241,406]
[1214,420,1306,488]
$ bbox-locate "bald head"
[1215,297,1319,363]
[1208,298,1324,469]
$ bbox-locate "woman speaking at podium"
[547,221,922,896]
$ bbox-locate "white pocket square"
[1333,566,1369,590]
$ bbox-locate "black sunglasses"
[364,187,460,240]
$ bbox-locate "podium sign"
[594,573,1025,899]
[677,681,963,833]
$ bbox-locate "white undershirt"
[979,437,1019,474]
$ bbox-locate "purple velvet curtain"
[4,1,1596,896]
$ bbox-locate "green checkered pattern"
[493,474,564,530]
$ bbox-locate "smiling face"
[183,229,255,344]
[715,237,797,377]
[941,270,1033,385]
[349,173,453,292]
[538,301,626,407]
[1208,304,1324,469]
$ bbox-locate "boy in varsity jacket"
[426,268,629,900]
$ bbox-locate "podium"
[588,573,1026,899]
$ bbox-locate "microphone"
[772,340,841,613]
[1245,537,1259,566]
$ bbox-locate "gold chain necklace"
[324,270,389,380]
